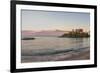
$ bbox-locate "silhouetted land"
[60,32,89,38]
[22,38,35,40]
[60,29,90,38]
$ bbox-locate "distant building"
[75,29,83,33]
[71,29,83,33]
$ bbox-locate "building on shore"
[60,29,90,38]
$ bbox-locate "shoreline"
[21,48,90,63]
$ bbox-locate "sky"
[21,10,90,32]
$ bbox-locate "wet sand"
[21,48,90,63]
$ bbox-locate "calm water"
[21,37,90,62]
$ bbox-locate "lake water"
[21,37,90,62]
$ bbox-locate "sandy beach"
[21,48,90,63]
